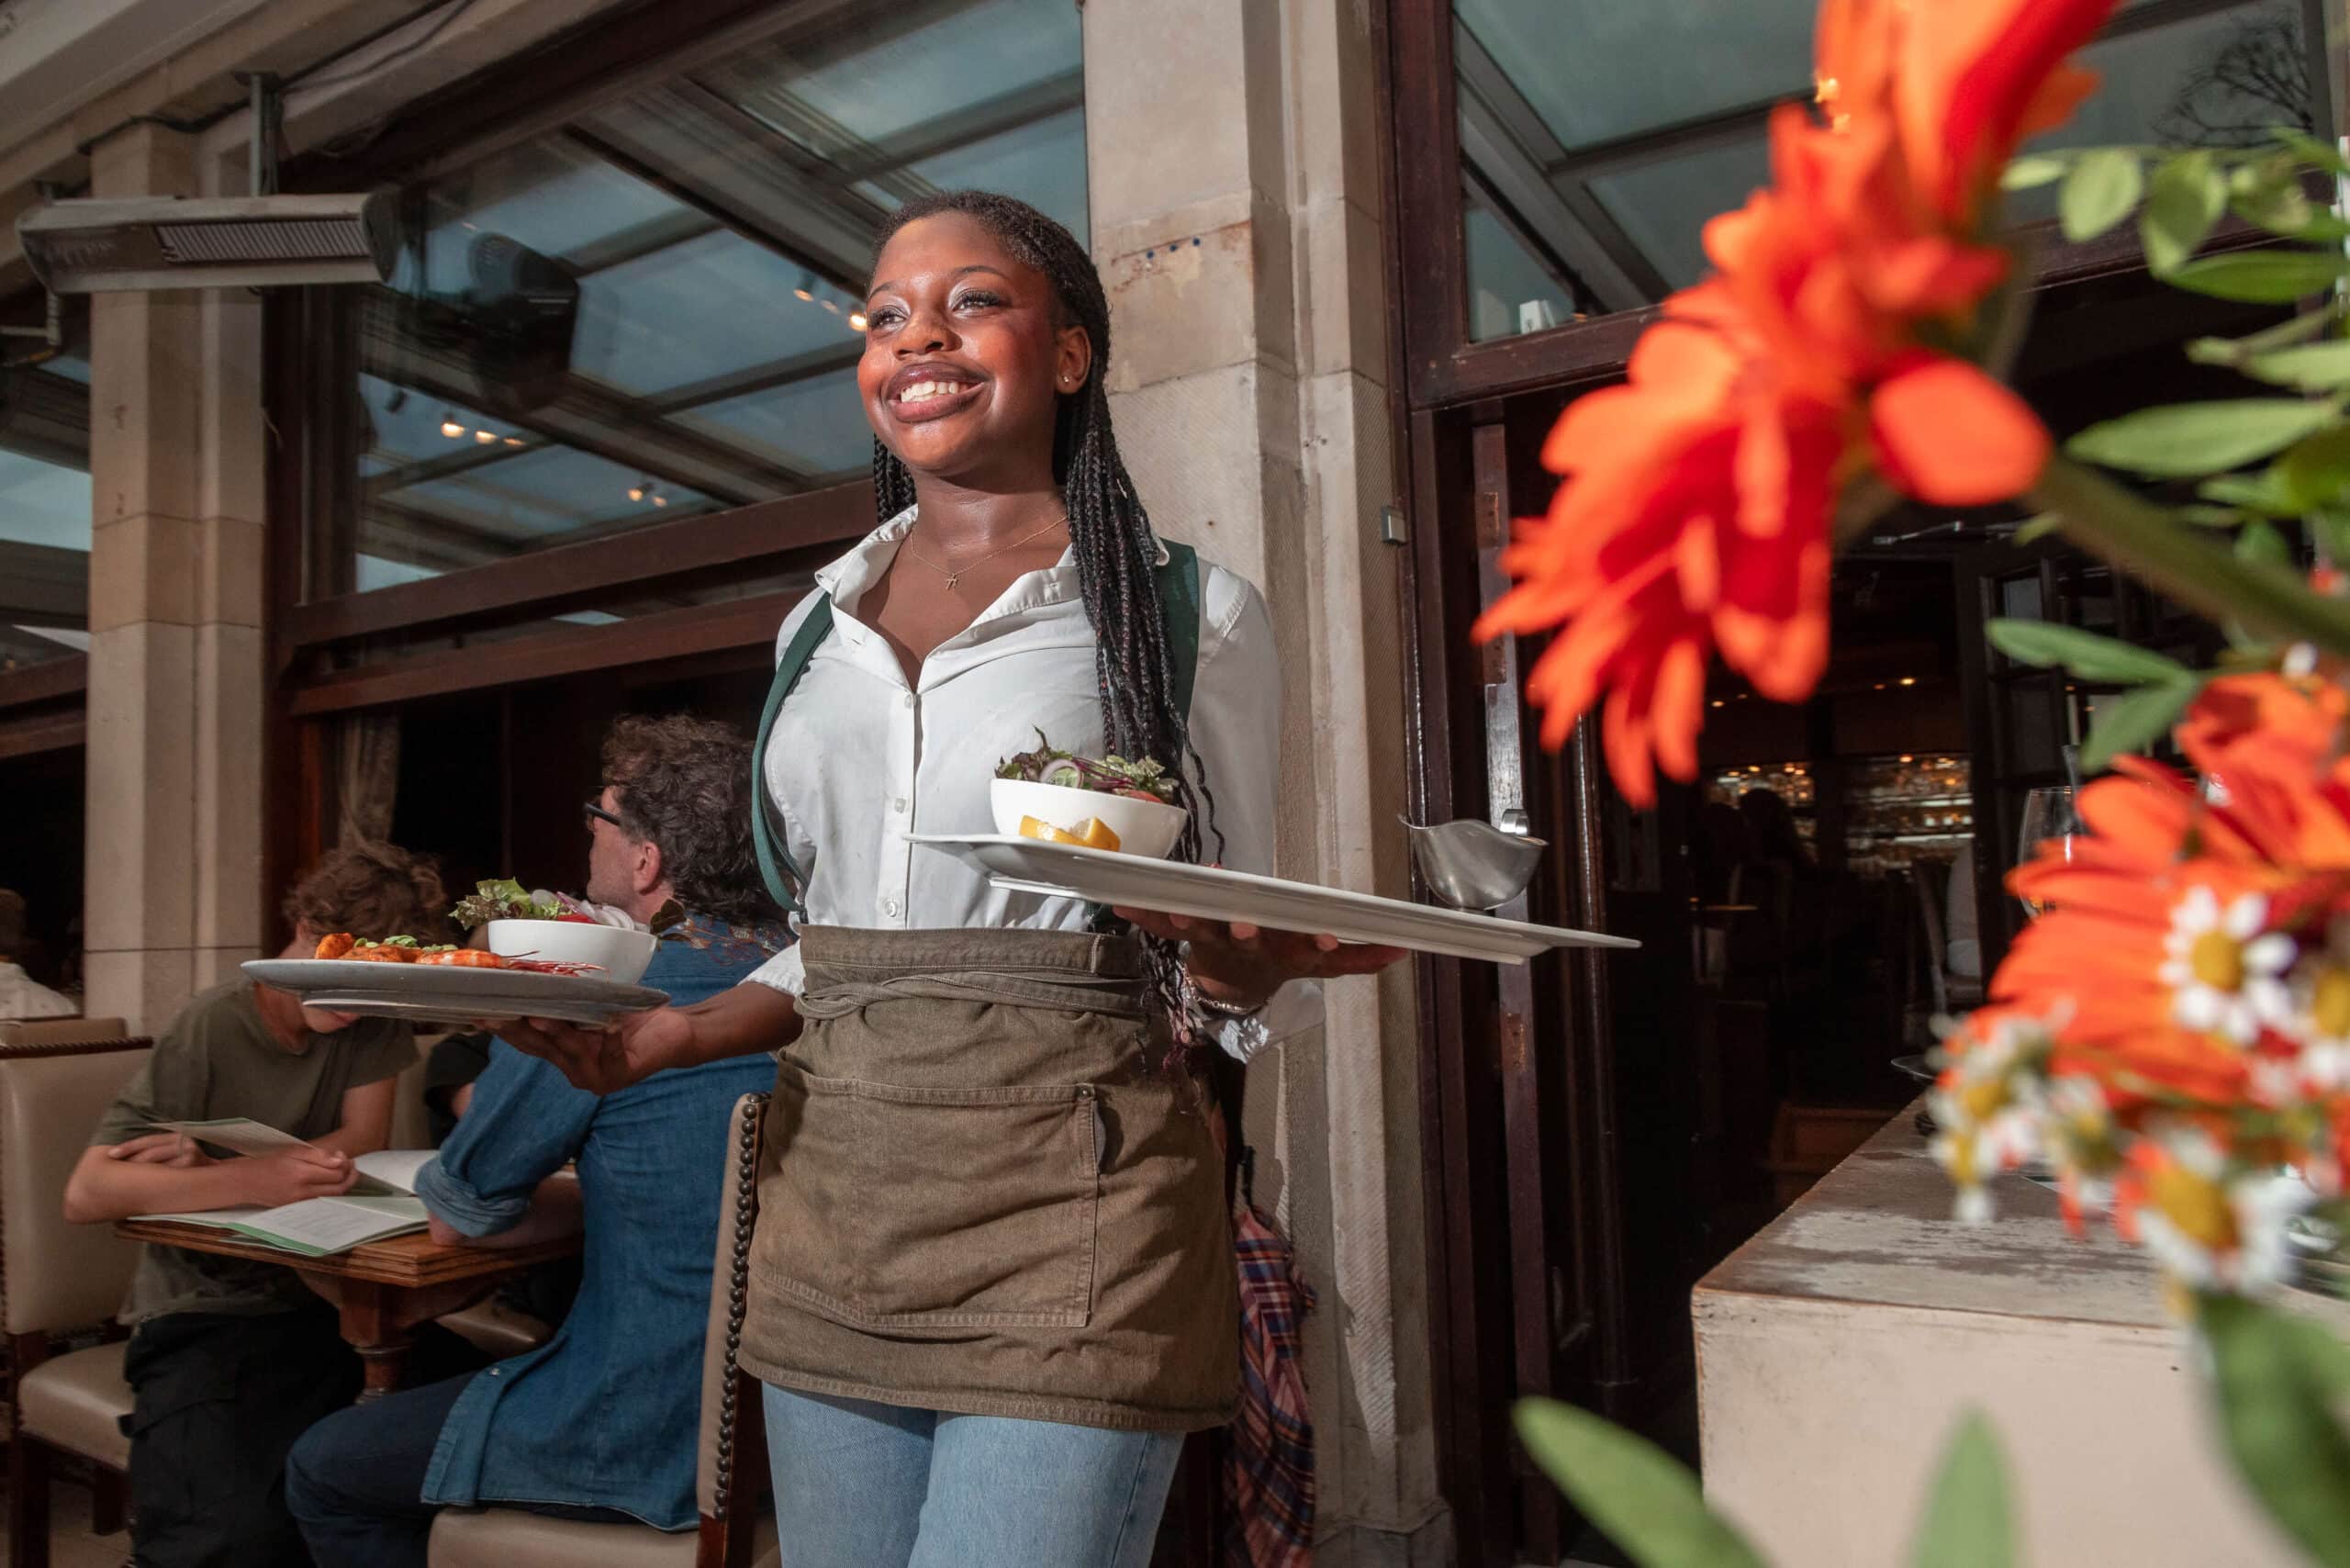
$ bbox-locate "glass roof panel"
[718,0,1082,151]
[905,107,1090,240]
[384,446,717,541]
[569,230,868,397]
[1456,0,1813,152]
[0,449,91,553]
[674,366,874,476]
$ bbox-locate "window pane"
[1463,184,1579,342]
[0,360,92,670]
[1452,0,2324,330]
[320,0,1086,599]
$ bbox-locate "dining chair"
[1,1037,151,1568]
[427,1092,778,1568]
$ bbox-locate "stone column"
[82,124,267,1032]
[1084,3,1444,1561]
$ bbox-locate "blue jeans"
[285,1373,633,1568]
[762,1385,1183,1568]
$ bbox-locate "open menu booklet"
[131,1118,438,1259]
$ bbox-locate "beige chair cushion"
[428,1507,776,1568]
[439,1298,553,1360]
[428,1509,693,1568]
[17,1339,132,1470]
[0,1017,129,1047]
[0,1047,150,1333]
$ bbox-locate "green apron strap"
[1155,541,1202,729]
[752,594,834,914]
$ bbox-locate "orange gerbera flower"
[1479,0,2115,806]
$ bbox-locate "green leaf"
[1910,1412,2014,1568]
[2082,679,2202,771]
[2317,506,2350,568]
[2000,153,2068,191]
[2175,504,2248,527]
[1986,620,2196,683]
[2010,512,2063,546]
[2187,312,2337,367]
[2060,149,2144,241]
[2199,467,2302,517]
[2297,215,2350,244]
[2200,1293,2350,1568]
[2234,179,2316,238]
[2273,126,2350,176]
[2282,426,2350,511]
[2068,399,2343,478]
[2169,251,2350,304]
[1515,1399,1771,1568]
[2236,519,2293,567]
[2143,152,2226,274]
[2232,342,2350,393]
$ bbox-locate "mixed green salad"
[449,878,575,931]
[996,731,1178,803]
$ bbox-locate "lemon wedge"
[1017,814,1122,852]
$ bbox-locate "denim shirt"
[415,911,787,1529]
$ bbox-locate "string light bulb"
[849,311,867,331]
[440,411,464,439]
[474,429,498,444]
[651,493,668,507]
[627,482,647,502]
[795,274,816,302]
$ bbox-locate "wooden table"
[117,1220,580,1398]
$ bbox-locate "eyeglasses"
[584,800,626,833]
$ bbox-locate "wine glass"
[2016,786,2082,917]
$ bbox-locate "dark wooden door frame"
[1375,1,2344,1562]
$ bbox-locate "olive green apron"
[737,925,1240,1432]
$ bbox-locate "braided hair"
[869,190,1221,1058]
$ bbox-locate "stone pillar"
[1085,3,1445,1561]
[82,124,267,1032]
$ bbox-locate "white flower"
[2159,888,2295,1045]
[2133,1132,2312,1296]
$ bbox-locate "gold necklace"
[896,513,1069,593]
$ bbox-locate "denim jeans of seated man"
[285,1372,634,1568]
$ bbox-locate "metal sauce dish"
[1401,816,1547,911]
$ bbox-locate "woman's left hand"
[1111,907,1406,1012]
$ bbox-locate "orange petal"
[1651,637,1707,783]
[1870,357,2049,505]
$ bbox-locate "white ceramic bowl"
[485,919,658,984]
[990,777,1188,859]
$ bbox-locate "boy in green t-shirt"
[64,842,452,1568]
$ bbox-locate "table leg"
[333,1279,412,1404]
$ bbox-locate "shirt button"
[892,798,908,814]
[882,898,901,918]
[901,692,915,710]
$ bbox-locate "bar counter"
[1695,1103,2350,1567]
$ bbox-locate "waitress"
[505,190,1398,1568]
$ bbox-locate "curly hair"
[601,713,766,924]
[284,842,447,942]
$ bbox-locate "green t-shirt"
[89,979,417,1323]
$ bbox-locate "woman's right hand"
[498,1004,694,1095]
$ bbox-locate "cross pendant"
[945,575,959,591]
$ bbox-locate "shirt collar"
[812,504,1173,639]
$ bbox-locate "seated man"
[287,713,790,1566]
[62,842,452,1568]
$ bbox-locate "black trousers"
[121,1302,485,1568]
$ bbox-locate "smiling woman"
[497,190,1403,1568]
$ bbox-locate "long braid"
[870,191,1221,1064]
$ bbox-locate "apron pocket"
[757,1062,1102,1332]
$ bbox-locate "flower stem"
[2031,456,2350,659]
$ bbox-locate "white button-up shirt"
[744,509,1318,1058]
